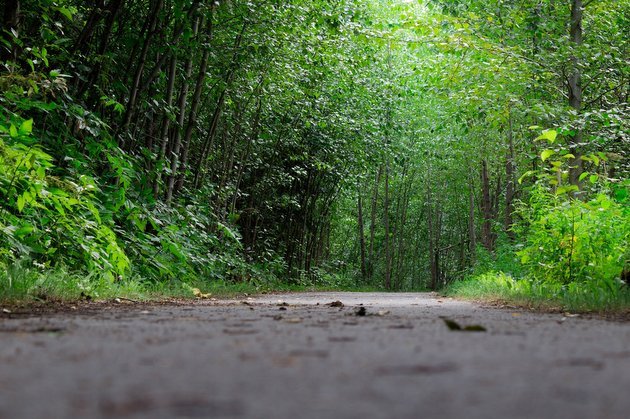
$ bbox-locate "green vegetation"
[447,271,630,313]
[1,0,628,310]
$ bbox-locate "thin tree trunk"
[193,90,225,189]
[568,0,584,188]
[395,168,413,289]
[468,181,476,264]
[175,13,212,195]
[357,189,367,283]
[121,0,163,134]
[481,159,494,251]
[139,1,200,94]
[72,1,105,54]
[192,22,246,189]
[153,53,178,198]
[427,186,438,291]
[78,0,125,103]
[368,165,382,280]
[165,16,199,203]
[384,157,392,290]
[505,113,516,240]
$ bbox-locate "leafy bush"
[0,119,129,280]
[515,129,629,286]
[447,270,630,312]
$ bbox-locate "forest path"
[1,292,629,419]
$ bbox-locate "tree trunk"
[568,0,584,188]
[153,53,178,198]
[427,187,438,291]
[383,158,392,290]
[72,1,105,54]
[468,182,476,264]
[192,22,246,190]
[175,13,213,195]
[78,0,125,103]
[505,113,516,240]
[121,0,163,134]
[480,160,494,251]
[367,165,382,280]
[165,16,200,203]
[357,189,367,283]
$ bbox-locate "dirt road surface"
[1,292,629,419]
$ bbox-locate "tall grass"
[0,259,148,302]
[447,271,630,313]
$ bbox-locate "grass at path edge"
[444,271,630,315]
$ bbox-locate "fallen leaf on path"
[223,329,259,335]
[376,363,458,376]
[192,288,212,299]
[285,317,303,324]
[289,349,329,358]
[376,310,390,316]
[388,324,414,329]
[462,325,486,331]
[355,307,367,316]
[327,301,344,307]
[442,318,486,332]
[328,336,356,342]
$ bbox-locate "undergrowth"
[446,271,630,313]
[0,258,369,303]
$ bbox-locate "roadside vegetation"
[1,0,628,311]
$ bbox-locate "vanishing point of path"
[1,292,629,419]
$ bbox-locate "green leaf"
[535,130,557,143]
[579,172,589,182]
[589,174,599,184]
[518,171,535,184]
[17,195,25,212]
[9,124,18,138]
[541,149,555,162]
[19,119,33,135]
[56,7,74,21]
[556,185,579,196]
[14,224,34,238]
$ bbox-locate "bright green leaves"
[9,124,18,138]
[13,224,34,239]
[579,172,599,184]
[19,119,33,136]
[516,190,629,285]
[540,149,555,162]
[535,129,557,143]
[0,119,130,280]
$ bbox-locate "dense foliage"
[0,0,628,302]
